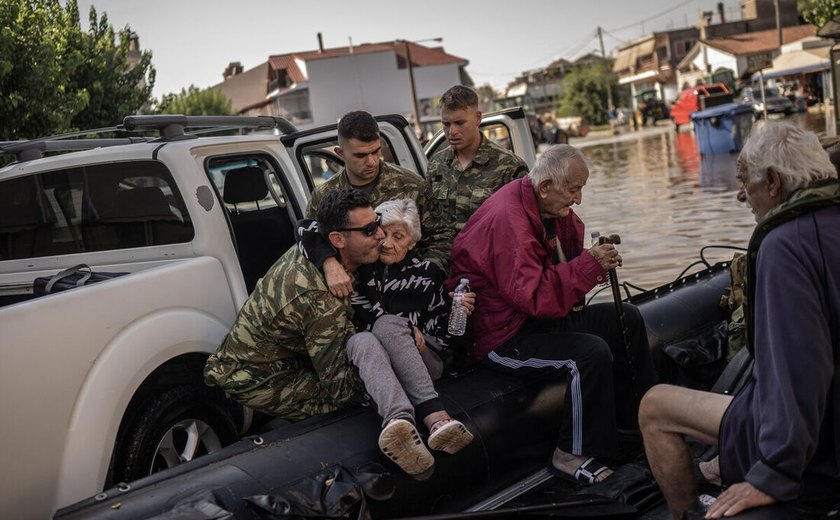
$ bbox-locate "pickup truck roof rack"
[1,115,298,163]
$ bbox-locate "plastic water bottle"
[447,278,470,336]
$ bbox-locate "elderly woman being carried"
[296,198,475,478]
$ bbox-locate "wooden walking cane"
[598,234,639,404]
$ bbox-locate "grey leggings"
[346,315,443,428]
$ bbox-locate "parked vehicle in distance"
[735,86,794,118]
[670,83,733,129]
[635,89,670,126]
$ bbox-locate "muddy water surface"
[571,112,828,295]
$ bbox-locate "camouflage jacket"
[421,136,529,271]
[305,160,430,219]
[204,246,362,403]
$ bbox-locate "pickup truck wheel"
[111,385,238,483]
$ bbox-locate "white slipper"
[378,419,434,476]
[427,419,474,454]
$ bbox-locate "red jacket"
[448,177,606,360]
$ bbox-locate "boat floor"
[478,438,719,520]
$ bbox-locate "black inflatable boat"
[55,262,736,520]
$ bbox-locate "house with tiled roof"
[214,62,271,115]
[613,27,700,108]
[503,58,572,117]
[613,0,802,107]
[676,24,816,88]
[212,40,470,128]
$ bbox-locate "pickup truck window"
[298,137,398,187]
[0,161,193,260]
[207,156,286,211]
[206,154,296,291]
[426,122,515,158]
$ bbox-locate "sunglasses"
[336,213,382,237]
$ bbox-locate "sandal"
[427,418,474,454]
[547,456,612,485]
[378,419,434,476]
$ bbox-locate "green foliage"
[556,60,617,125]
[0,0,155,141]
[154,85,233,116]
[69,5,155,130]
[797,0,839,29]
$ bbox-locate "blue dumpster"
[691,102,754,155]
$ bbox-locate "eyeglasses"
[335,213,382,237]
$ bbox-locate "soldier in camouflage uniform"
[303,111,432,298]
[420,85,529,271]
[204,189,384,420]
[305,110,429,220]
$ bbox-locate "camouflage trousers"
[228,357,364,422]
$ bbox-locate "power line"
[484,0,705,88]
[601,28,629,48]
[607,0,696,33]
[518,30,598,71]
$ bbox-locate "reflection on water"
[576,130,751,294]
[574,110,828,294]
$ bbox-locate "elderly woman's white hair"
[374,199,422,243]
[740,122,837,195]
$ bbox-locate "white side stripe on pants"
[486,350,583,454]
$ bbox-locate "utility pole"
[774,0,782,49]
[597,26,616,133]
[398,37,442,141]
[402,40,422,140]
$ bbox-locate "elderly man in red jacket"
[448,144,656,484]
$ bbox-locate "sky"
[73,0,743,99]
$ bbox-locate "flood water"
[570,111,829,296]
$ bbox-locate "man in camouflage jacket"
[421,85,529,271]
[303,111,432,298]
[305,110,429,220]
[204,189,384,420]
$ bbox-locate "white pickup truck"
[0,111,535,518]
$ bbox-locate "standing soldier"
[421,85,529,271]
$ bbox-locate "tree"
[154,86,233,116]
[0,0,87,140]
[0,0,154,141]
[797,0,840,29]
[68,5,155,130]
[556,61,618,125]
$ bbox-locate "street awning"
[618,69,657,85]
[751,46,830,79]
[614,38,655,73]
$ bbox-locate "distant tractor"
[635,89,670,126]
